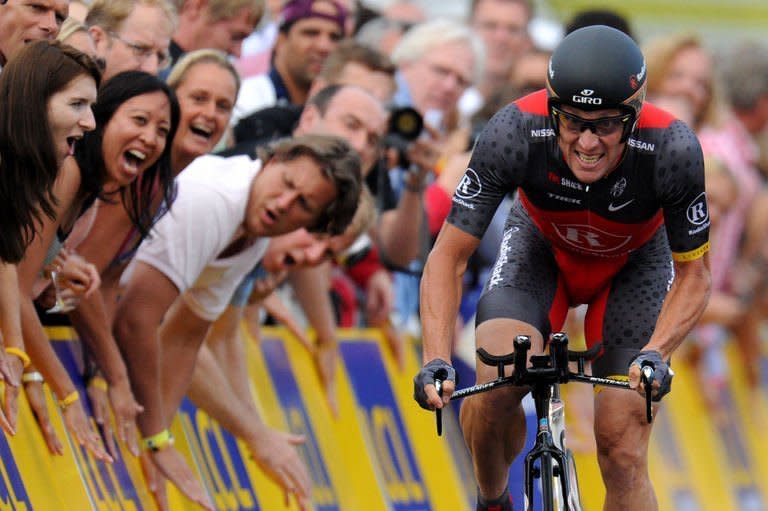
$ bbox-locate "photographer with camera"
[385,18,484,333]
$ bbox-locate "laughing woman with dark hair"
[0,40,101,436]
[61,50,241,460]
[16,69,179,461]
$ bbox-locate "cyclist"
[413,25,710,511]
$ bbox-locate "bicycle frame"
[435,333,653,511]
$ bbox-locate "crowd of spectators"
[1,0,767,508]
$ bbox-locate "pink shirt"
[698,118,761,291]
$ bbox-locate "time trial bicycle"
[435,332,655,511]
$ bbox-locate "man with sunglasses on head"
[414,26,710,511]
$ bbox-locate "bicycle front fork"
[523,384,576,511]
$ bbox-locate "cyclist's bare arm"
[631,254,710,387]
[419,223,480,407]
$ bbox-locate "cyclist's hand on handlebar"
[628,350,674,401]
[413,359,456,410]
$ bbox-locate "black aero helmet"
[546,25,646,141]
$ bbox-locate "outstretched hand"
[86,378,117,458]
[24,380,64,455]
[61,399,114,463]
[0,352,21,435]
[107,381,143,457]
[150,445,214,510]
[249,423,311,510]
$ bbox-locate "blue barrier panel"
[339,340,431,511]
[260,338,339,511]
[0,432,34,510]
[177,399,262,511]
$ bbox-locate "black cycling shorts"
[476,201,673,378]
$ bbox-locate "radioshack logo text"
[548,172,584,191]
[687,192,710,235]
[452,169,482,210]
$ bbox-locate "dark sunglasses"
[551,106,632,137]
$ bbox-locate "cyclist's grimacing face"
[556,105,627,184]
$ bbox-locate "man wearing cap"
[230,0,347,126]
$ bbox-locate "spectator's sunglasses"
[551,106,633,137]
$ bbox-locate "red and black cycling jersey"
[447,89,709,261]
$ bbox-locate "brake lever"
[435,379,443,436]
[641,365,654,423]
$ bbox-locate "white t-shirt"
[132,154,269,321]
[230,73,277,128]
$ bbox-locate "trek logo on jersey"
[572,89,603,106]
[455,168,482,200]
[553,223,632,254]
[686,192,710,234]
[547,192,581,205]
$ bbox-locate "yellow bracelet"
[21,371,44,384]
[5,347,31,369]
[88,376,108,392]
[142,429,174,452]
[58,390,80,410]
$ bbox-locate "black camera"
[384,106,423,168]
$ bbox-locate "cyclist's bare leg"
[460,318,544,501]
[593,387,658,511]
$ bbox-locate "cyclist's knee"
[595,424,649,489]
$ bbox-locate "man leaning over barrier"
[114,134,362,510]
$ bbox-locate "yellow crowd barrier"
[572,342,768,511]
[1,326,469,510]
[0,325,766,510]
